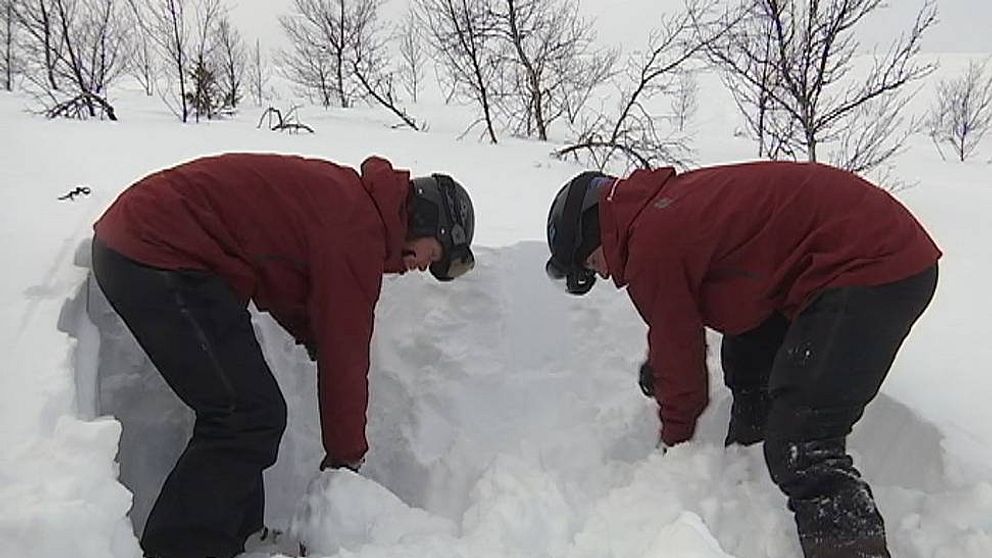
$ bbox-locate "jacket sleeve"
[308,230,383,465]
[628,257,709,446]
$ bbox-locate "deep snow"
[1,28,992,558]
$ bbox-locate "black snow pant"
[91,238,287,558]
[720,265,937,558]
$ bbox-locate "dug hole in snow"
[60,240,992,558]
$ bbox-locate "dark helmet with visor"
[545,171,610,295]
[410,174,476,281]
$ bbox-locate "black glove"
[639,361,654,398]
[724,389,770,447]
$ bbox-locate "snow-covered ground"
[2,32,992,558]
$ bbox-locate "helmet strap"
[558,173,591,270]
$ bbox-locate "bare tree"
[14,0,128,119]
[558,1,723,172]
[703,5,787,157]
[2,0,15,90]
[671,69,698,132]
[831,92,918,174]
[276,30,333,106]
[417,0,502,143]
[184,0,222,121]
[279,0,382,109]
[129,20,156,95]
[395,7,423,102]
[247,38,270,106]
[127,0,228,122]
[492,0,616,141]
[214,15,244,110]
[499,0,611,138]
[128,0,192,121]
[277,0,417,128]
[13,0,63,91]
[704,0,937,170]
[349,4,420,129]
[928,59,992,162]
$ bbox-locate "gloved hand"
[657,436,670,454]
[639,360,654,398]
[320,455,364,473]
[724,389,770,447]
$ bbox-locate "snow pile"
[0,416,139,558]
[57,240,992,558]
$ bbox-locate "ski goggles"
[431,244,475,281]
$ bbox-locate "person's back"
[624,160,940,332]
[95,153,401,303]
[546,160,941,558]
[90,153,476,558]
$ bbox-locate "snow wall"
[58,240,992,558]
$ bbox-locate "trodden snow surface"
[2,57,992,558]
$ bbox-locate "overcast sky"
[229,0,992,55]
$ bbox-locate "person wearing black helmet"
[545,161,940,558]
[90,153,474,558]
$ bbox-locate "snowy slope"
[2,47,992,558]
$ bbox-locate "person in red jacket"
[545,161,940,558]
[91,153,476,558]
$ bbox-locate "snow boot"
[801,535,891,558]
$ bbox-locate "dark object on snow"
[46,92,117,121]
[58,186,91,201]
[638,361,654,398]
[257,106,314,134]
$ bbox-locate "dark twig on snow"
[257,106,314,134]
[58,186,92,201]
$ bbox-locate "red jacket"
[599,161,941,445]
[94,153,411,464]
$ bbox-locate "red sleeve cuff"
[660,418,696,446]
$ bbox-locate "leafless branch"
[257,104,314,133]
[491,0,617,141]
[416,0,503,143]
[395,7,423,102]
[247,37,270,106]
[702,0,937,170]
[927,58,992,161]
[557,0,724,172]
[1,0,16,91]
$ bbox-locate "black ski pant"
[720,265,938,558]
[91,238,287,558]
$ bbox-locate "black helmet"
[545,171,609,295]
[410,173,476,281]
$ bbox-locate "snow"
[2,17,992,558]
